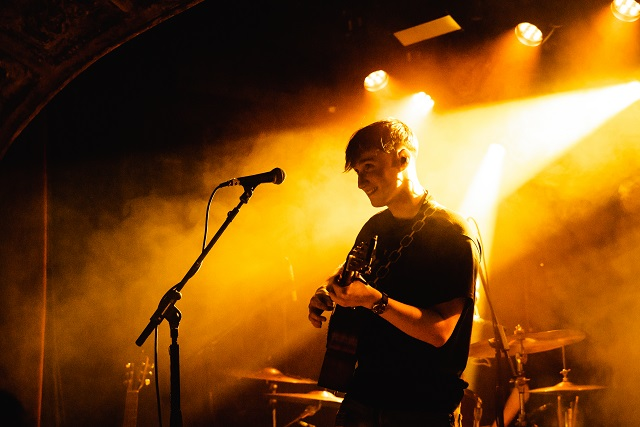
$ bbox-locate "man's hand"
[308,282,336,328]
[327,275,380,310]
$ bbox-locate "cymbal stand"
[268,382,278,427]
[510,325,530,427]
[556,346,579,427]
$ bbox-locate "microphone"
[219,167,286,189]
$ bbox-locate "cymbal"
[232,367,316,384]
[266,390,344,407]
[530,380,606,394]
[468,329,586,359]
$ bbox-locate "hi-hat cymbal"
[266,390,344,407]
[232,367,316,384]
[530,380,606,394]
[468,329,586,359]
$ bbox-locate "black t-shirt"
[345,197,480,413]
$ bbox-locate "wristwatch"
[371,292,389,315]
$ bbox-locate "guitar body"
[317,305,364,391]
[317,236,377,392]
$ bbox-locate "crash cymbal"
[530,380,606,394]
[232,367,316,384]
[468,329,586,359]
[266,390,344,407]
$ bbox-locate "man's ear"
[398,149,410,171]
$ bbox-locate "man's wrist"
[371,291,389,315]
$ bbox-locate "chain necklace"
[372,194,438,286]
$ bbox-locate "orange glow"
[419,82,640,211]
[457,143,505,364]
[104,79,639,425]
[370,31,541,128]
[553,6,640,85]
[596,4,640,71]
[459,143,506,259]
[493,30,541,98]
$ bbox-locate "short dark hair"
[344,118,418,172]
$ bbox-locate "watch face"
[372,292,388,314]
[372,299,387,314]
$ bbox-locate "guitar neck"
[338,235,378,287]
[123,390,140,427]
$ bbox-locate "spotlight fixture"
[611,0,640,22]
[515,22,543,46]
[411,92,435,114]
[364,70,389,92]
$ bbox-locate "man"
[308,118,481,427]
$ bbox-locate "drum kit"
[231,367,343,427]
[467,324,605,427]
[231,325,603,427]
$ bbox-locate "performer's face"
[352,149,403,208]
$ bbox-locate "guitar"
[317,235,378,392]
[123,353,154,427]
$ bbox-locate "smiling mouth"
[364,187,377,196]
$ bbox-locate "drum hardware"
[528,346,606,427]
[510,325,530,427]
[529,345,606,395]
[468,328,586,359]
[469,325,588,427]
[231,367,317,427]
[268,382,278,427]
[232,367,317,384]
[529,378,606,394]
[280,401,322,427]
[266,390,343,427]
[265,390,344,407]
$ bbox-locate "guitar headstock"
[339,235,378,286]
[124,353,154,393]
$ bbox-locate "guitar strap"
[372,191,438,287]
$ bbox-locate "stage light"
[611,0,640,22]
[380,92,436,127]
[515,22,543,46]
[411,92,435,115]
[364,70,389,92]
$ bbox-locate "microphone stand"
[135,186,256,427]
[477,270,516,427]
[488,316,514,427]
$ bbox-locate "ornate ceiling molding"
[0,0,203,158]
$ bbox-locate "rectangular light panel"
[393,15,462,46]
